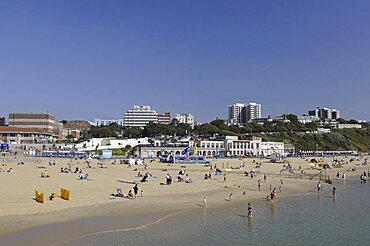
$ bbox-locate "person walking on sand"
[258,180,261,191]
[203,197,207,207]
[332,186,337,197]
[317,181,321,193]
[229,193,233,201]
[133,184,139,199]
[247,203,254,218]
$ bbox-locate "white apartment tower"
[245,103,262,122]
[175,114,195,128]
[228,102,262,124]
[228,103,246,124]
[308,107,340,120]
[124,105,158,127]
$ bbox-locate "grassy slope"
[255,128,370,152]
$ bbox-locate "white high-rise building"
[124,105,158,127]
[175,114,195,128]
[245,102,262,122]
[228,102,262,123]
[228,103,246,124]
[308,107,340,120]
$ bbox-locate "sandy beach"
[0,154,368,237]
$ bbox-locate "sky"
[1,0,369,123]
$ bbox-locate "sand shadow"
[197,203,205,207]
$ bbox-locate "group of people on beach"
[113,184,142,199]
[336,172,346,180]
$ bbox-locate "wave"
[51,210,186,246]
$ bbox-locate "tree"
[142,122,160,137]
[284,114,299,124]
[0,117,6,126]
[210,119,228,130]
[170,118,179,127]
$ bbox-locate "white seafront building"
[74,137,149,152]
[139,135,291,158]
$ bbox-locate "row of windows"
[232,150,256,155]
[230,143,260,149]
[1,133,33,137]
[201,143,224,148]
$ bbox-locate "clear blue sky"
[1,0,369,122]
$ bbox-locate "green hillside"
[255,128,370,152]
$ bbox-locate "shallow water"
[57,179,370,246]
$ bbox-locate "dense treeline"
[81,116,370,152]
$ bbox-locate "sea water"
[60,179,370,246]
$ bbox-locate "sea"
[1,178,370,246]
[60,178,370,246]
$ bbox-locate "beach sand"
[0,154,368,237]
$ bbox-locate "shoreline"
[0,177,356,246]
[0,156,368,242]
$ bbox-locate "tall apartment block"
[245,103,262,122]
[124,105,158,127]
[308,107,340,120]
[228,102,262,124]
[228,103,246,124]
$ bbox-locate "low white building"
[298,115,320,124]
[74,137,149,152]
[315,128,331,134]
[224,136,262,157]
[260,142,285,156]
[337,124,362,129]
